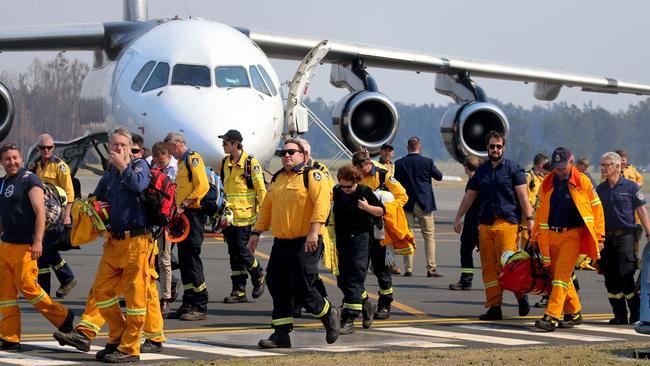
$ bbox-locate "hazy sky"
[0,0,648,111]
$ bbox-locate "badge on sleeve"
[313,171,322,181]
[253,165,261,174]
[192,157,199,167]
[389,176,397,184]
[59,164,67,173]
[134,165,143,173]
[637,191,645,201]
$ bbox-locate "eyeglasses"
[488,144,503,150]
[600,163,615,168]
[131,148,142,154]
[339,184,355,189]
[38,145,54,151]
[280,149,303,156]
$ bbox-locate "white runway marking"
[300,345,378,352]
[0,351,78,366]
[386,340,465,348]
[458,324,625,342]
[376,327,544,345]
[166,339,281,357]
[23,341,184,361]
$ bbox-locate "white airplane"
[1,0,649,174]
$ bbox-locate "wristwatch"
[526,216,534,221]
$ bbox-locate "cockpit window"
[172,64,211,87]
[215,66,250,88]
[142,62,170,93]
[131,61,156,92]
[249,66,271,96]
[257,65,277,96]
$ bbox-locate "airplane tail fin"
[124,0,148,21]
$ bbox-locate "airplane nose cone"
[186,115,226,167]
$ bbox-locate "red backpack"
[141,165,177,227]
[498,245,552,296]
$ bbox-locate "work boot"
[608,297,628,324]
[534,296,549,308]
[321,306,341,344]
[389,263,402,275]
[103,350,140,363]
[160,299,171,317]
[55,279,77,299]
[167,305,191,319]
[627,294,641,324]
[374,305,391,320]
[95,343,119,361]
[362,300,378,329]
[559,312,584,328]
[449,275,472,290]
[535,314,559,332]
[140,339,162,353]
[252,272,266,299]
[479,306,502,321]
[58,309,75,333]
[180,309,207,321]
[53,330,91,352]
[340,317,355,335]
[224,291,247,304]
[518,295,531,316]
[0,339,20,351]
[258,330,291,348]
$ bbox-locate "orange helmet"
[166,212,190,243]
[92,200,111,226]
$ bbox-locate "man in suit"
[394,137,444,277]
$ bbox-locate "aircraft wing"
[247,29,650,99]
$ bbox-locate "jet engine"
[0,82,15,142]
[332,91,398,156]
[440,101,509,163]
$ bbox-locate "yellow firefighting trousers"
[479,219,523,307]
[545,229,582,319]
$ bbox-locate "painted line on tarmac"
[254,250,430,318]
[377,326,544,345]
[457,324,625,342]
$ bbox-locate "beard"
[489,152,502,162]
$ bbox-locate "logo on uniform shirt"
[253,165,261,174]
[637,191,645,201]
[192,157,199,167]
[389,176,397,184]
[59,164,67,173]
[134,165,143,173]
[313,171,322,181]
[4,184,14,198]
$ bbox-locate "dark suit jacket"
[394,152,443,213]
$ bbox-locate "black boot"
[559,312,583,328]
[449,272,473,290]
[479,306,502,320]
[95,343,119,361]
[535,314,559,332]
[340,315,355,335]
[224,291,247,304]
[518,295,531,316]
[627,294,640,324]
[375,305,391,320]
[251,270,266,299]
[608,297,628,324]
[53,330,91,352]
[361,299,378,329]
[321,306,341,344]
[258,330,291,348]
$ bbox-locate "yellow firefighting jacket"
[623,165,644,187]
[35,156,74,203]
[175,150,209,209]
[221,150,266,226]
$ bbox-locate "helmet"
[374,189,395,203]
[92,200,111,226]
[501,250,515,266]
[214,206,234,233]
[166,212,190,243]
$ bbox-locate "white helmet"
[501,251,515,266]
[374,189,395,203]
[215,207,234,233]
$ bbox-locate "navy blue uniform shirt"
[0,169,44,244]
[548,172,584,229]
[597,177,646,230]
[464,180,481,228]
[93,158,151,232]
[468,158,527,225]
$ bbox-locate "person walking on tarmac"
[248,139,340,348]
[0,143,74,351]
[454,130,533,320]
[353,149,408,320]
[530,147,604,331]
[449,156,482,290]
[597,151,650,325]
[377,143,401,275]
[218,129,267,304]
[29,134,77,298]
[164,132,210,321]
[333,164,384,334]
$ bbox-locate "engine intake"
[332,91,398,156]
[0,82,15,142]
[440,102,509,163]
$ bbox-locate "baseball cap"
[218,129,243,142]
[381,143,394,151]
[550,147,572,169]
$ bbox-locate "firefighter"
[519,153,548,246]
[597,151,650,324]
[0,143,74,350]
[30,133,77,298]
[218,129,267,303]
[615,149,645,258]
[454,130,533,320]
[530,147,604,331]
[353,149,408,320]
[89,128,154,362]
[164,132,210,321]
[248,139,340,348]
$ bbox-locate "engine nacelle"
[440,102,509,163]
[332,91,399,156]
[0,82,15,142]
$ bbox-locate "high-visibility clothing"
[70,198,105,246]
[544,229,582,319]
[76,242,165,343]
[221,151,266,226]
[35,156,75,203]
[307,159,337,274]
[359,162,408,207]
[479,218,521,307]
[526,170,543,209]
[253,166,330,239]
[531,166,604,262]
[623,165,644,187]
[175,150,209,209]
[93,234,154,355]
[0,242,70,343]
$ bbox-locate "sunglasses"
[38,145,54,151]
[488,144,503,150]
[339,184,355,189]
[131,148,142,154]
[279,149,303,156]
